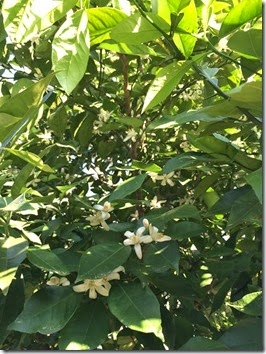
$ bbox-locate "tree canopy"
[0,0,262,350]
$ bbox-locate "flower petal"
[123,239,134,246]
[96,285,110,297]
[134,244,143,259]
[73,283,89,292]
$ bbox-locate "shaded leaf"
[59,301,109,350]
[143,241,180,273]
[218,318,262,350]
[245,167,262,204]
[180,336,229,350]
[8,287,81,334]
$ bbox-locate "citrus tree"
[0,0,262,350]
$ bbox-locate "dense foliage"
[0,0,262,350]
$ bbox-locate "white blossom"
[47,276,70,286]
[87,210,110,230]
[98,108,111,122]
[123,226,153,259]
[148,224,172,242]
[73,278,109,299]
[150,196,166,209]
[159,172,176,187]
[94,201,114,213]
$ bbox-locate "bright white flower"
[47,276,70,286]
[159,172,175,187]
[123,128,138,142]
[102,266,125,291]
[123,226,153,259]
[148,225,172,242]
[94,201,114,213]
[87,210,110,230]
[142,218,150,228]
[73,278,109,299]
[150,196,166,209]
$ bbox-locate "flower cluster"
[87,201,114,231]
[72,266,125,299]
[148,171,177,186]
[123,128,138,142]
[178,82,203,101]
[123,218,171,259]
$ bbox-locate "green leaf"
[47,106,68,138]
[245,167,262,204]
[27,248,71,275]
[59,301,109,350]
[0,277,25,344]
[166,221,206,241]
[218,318,262,350]
[2,0,77,43]
[77,243,131,281]
[143,241,180,273]
[211,278,235,314]
[142,60,192,112]
[173,0,198,58]
[219,0,262,37]
[0,74,54,144]
[52,10,90,95]
[226,81,262,116]
[131,160,162,172]
[227,187,262,229]
[0,236,28,295]
[109,174,146,201]
[227,29,262,61]
[108,282,162,337]
[8,287,81,334]
[99,39,164,57]
[2,148,54,173]
[87,8,127,46]
[111,12,169,44]
[179,336,229,350]
[153,204,201,226]
[227,291,262,316]
[162,152,214,174]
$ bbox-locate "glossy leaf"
[59,301,109,350]
[87,7,127,46]
[219,0,262,37]
[108,282,162,336]
[245,167,262,204]
[227,291,262,316]
[27,248,71,275]
[8,287,81,334]
[77,243,131,281]
[52,10,90,95]
[0,236,28,295]
[153,204,201,226]
[162,152,214,173]
[2,0,77,43]
[111,12,170,44]
[109,174,146,201]
[143,241,180,273]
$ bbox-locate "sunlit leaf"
[227,291,262,316]
[108,282,162,337]
[219,0,262,37]
[109,174,147,201]
[52,10,90,95]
